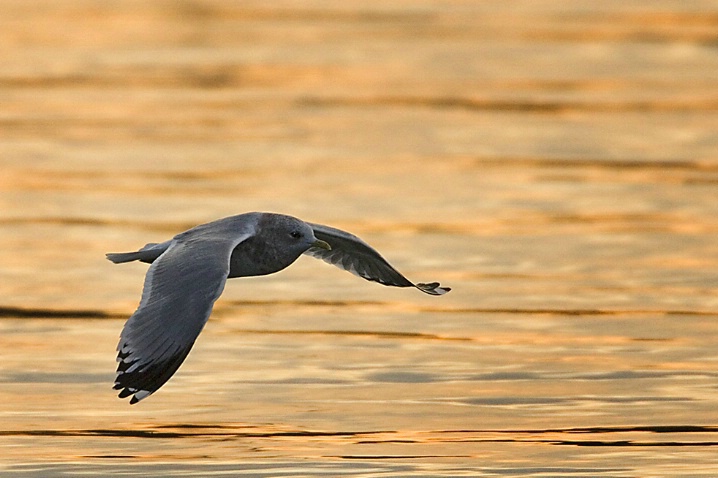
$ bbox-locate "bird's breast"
[227,240,300,278]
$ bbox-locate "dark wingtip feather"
[116,386,132,397]
[416,282,451,296]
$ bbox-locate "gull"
[107,212,450,404]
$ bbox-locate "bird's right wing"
[114,233,250,404]
[304,222,450,296]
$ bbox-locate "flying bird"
[107,212,450,404]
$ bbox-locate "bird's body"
[108,212,449,404]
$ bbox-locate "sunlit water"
[1,1,718,476]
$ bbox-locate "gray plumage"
[107,212,450,404]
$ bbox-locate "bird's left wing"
[304,222,450,296]
[114,233,251,404]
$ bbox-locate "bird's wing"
[304,222,450,296]
[114,233,251,404]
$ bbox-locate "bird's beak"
[312,239,332,251]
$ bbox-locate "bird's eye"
[290,231,302,239]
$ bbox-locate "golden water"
[1,1,718,476]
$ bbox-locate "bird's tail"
[106,251,148,264]
[106,241,170,264]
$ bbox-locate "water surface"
[1,1,718,476]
